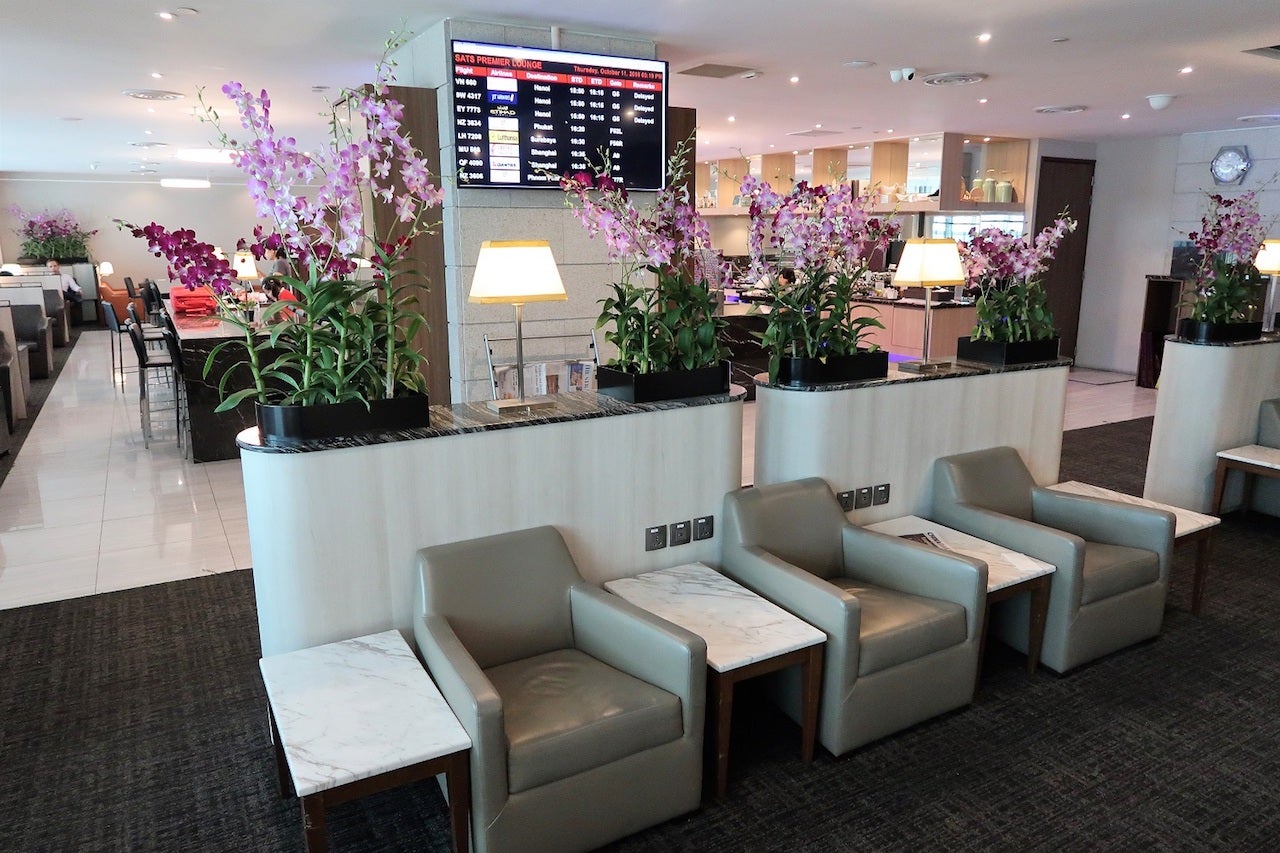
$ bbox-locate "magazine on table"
[898,531,951,550]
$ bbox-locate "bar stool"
[125,321,180,448]
[126,302,166,352]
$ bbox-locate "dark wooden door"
[1034,157,1095,359]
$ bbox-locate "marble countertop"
[1216,444,1280,470]
[239,385,748,454]
[604,562,825,673]
[865,515,1054,592]
[259,630,470,798]
[753,357,1072,392]
[1163,332,1280,348]
[168,309,246,342]
[1047,481,1220,536]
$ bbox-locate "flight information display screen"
[451,40,668,190]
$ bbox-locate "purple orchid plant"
[9,206,97,260]
[1183,191,1268,324]
[118,33,442,409]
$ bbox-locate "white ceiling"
[1,0,1278,181]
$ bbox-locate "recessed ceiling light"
[150,72,163,79]
[886,128,893,133]
[156,11,175,21]
[815,123,822,129]
[977,32,992,42]
[1180,66,1194,74]
[1121,113,1131,120]
[789,75,800,84]
[843,60,876,69]
[983,137,992,142]
[123,88,185,101]
[177,148,234,164]
[978,98,989,104]
[912,136,920,142]
[963,139,971,143]
[144,129,153,135]
[146,107,155,113]
[160,178,211,189]
[727,115,736,122]
[769,144,775,148]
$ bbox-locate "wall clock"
[1210,146,1251,185]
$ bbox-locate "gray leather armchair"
[932,446,1175,674]
[415,525,707,853]
[43,289,70,347]
[1258,398,1280,447]
[11,304,53,379]
[721,478,986,758]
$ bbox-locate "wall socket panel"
[645,525,668,551]
[872,483,891,505]
[837,490,857,512]
[855,487,874,509]
[693,515,714,540]
[669,520,692,547]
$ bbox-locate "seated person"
[47,260,82,305]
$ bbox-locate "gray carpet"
[3,417,1279,851]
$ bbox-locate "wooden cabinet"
[853,300,977,360]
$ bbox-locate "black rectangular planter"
[775,350,890,386]
[955,336,1060,366]
[256,393,430,447]
[596,361,731,404]
[1177,319,1263,344]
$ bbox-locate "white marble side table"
[866,515,1055,682]
[604,562,825,797]
[1052,479,1220,614]
[259,630,472,853]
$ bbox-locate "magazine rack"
[483,332,598,401]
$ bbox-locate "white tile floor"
[0,330,248,609]
[0,334,1156,610]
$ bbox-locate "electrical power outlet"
[872,483,891,505]
[669,520,692,546]
[837,490,857,512]
[645,525,667,551]
[693,515,715,540]
[854,487,874,509]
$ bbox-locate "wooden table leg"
[300,794,329,853]
[799,644,823,764]
[710,669,733,798]
[1025,577,1051,675]
[1191,530,1214,616]
[444,750,471,853]
[268,707,292,800]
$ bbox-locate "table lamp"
[232,250,261,283]
[894,237,966,373]
[469,240,567,413]
[1256,239,1280,332]
[97,261,114,278]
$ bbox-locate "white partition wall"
[754,366,1070,523]
[1145,338,1280,512]
[243,398,744,656]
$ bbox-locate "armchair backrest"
[1259,399,1280,448]
[417,526,579,669]
[42,290,63,317]
[723,478,846,579]
[10,304,47,338]
[932,446,1035,519]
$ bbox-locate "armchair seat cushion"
[832,579,968,675]
[1080,543,1160,605]
[488,648,683,794]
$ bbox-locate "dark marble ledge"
[238,385,749,454]
[1162,333,1280,348]
[754,357,1072,392]
[853,298,976,309]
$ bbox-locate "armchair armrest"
[1032,488,1175,578]
[721,545,859,640]
[571,583,707,736]
[414,612,506,817]
[842,525,987,638]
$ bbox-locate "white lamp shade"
[1256,239,1280,275]
[894,238,965,285]
[97,261,114,277]
[0,263,21,275]
[232,250,261,280]
[469,240,567,304]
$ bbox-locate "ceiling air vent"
[122,88,186,101]
[921,71,988,87]
[1243,45,1280,61]
[678,63,760,79]
[1034,104,1087,114]
[786,128,841,138]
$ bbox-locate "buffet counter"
[169,311,257,462]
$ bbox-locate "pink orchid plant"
[958,214,1076,342]
[118,33,442,410]
[1183,191,1268,324]
[561,139,727,374]
[9,206,97,260]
